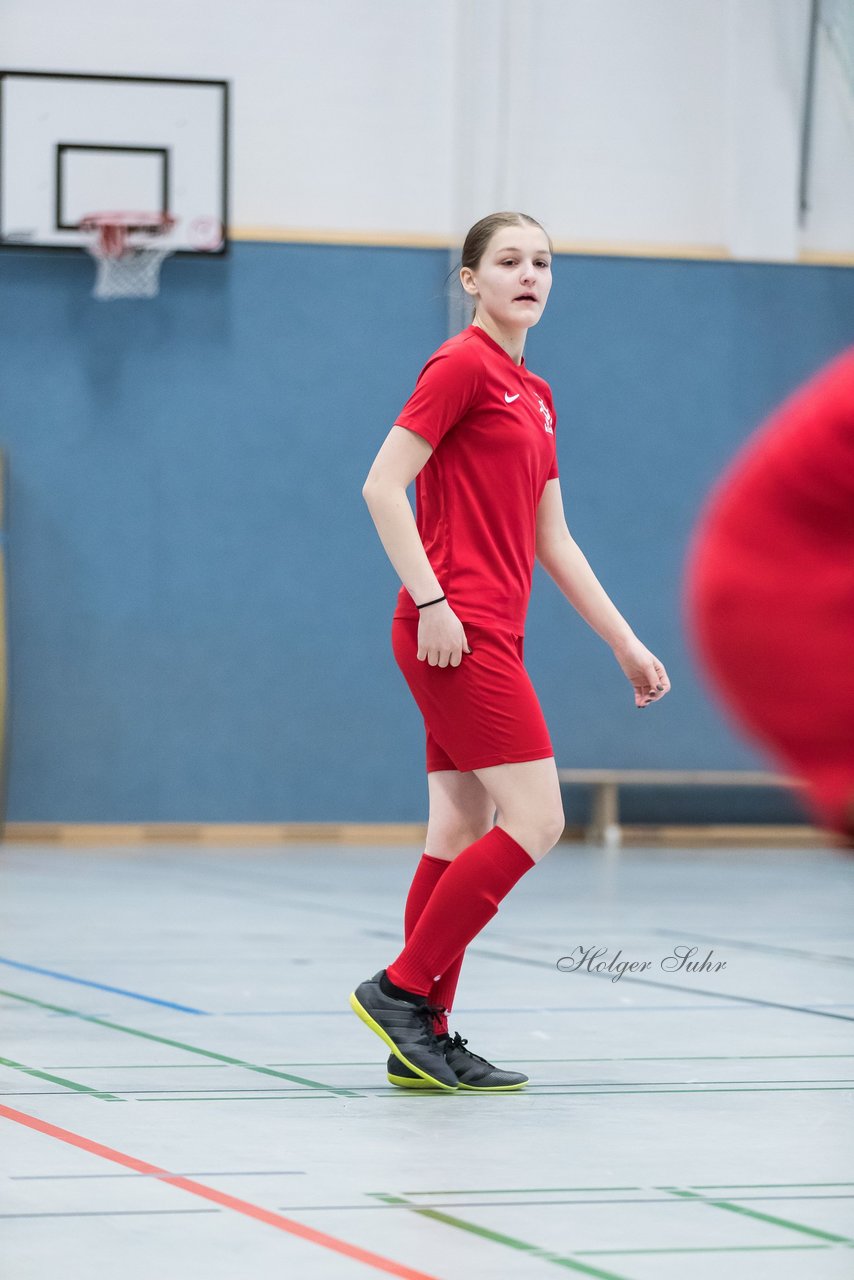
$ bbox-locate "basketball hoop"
[79,211,177,299]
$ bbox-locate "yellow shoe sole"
[388,1070,527,1092]
[387,1058,529,1092]
[456,1078,529,1092]
[387,1068,447,1090]
[349,991,458,1092]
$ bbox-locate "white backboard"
[1,71,228,253]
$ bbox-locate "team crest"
[536,395,554,434]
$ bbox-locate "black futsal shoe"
[350,971,459,1090]
[387,1031,529,1092]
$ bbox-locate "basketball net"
[79,212,177,300]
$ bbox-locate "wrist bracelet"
[416,594,446,610]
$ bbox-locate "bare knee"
[425,771,497,857]
[497,809,565,862]
[425,816,495,857]
[471,759,565,862]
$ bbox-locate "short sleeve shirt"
[392,324,559,634]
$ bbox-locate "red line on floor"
[0,1104,440,1280]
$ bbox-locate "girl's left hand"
[613,637,671,708]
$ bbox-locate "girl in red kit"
[350,212,671,1092]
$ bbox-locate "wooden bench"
[556,768,804,847]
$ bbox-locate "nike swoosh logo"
[504,392,520,403]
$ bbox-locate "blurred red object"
[684,347,854,838]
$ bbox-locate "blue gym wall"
[1,243,852,823]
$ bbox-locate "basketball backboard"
[0,70,228,254]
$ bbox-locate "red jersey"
[685,345,854,832]
[392,324,559,634]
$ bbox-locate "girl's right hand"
[417,601,472,668]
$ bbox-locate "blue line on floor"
[0,958,207,1014]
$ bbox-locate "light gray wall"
[4,0,849,257]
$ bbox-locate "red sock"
[429,963,462,1036]
[387,827,535,997]
[403,852,462,1034]
[404,853,450,936]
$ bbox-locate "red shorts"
[391,616,554,773]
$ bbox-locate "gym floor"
[2,840,853,1279]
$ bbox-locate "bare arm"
[362,426,444,607]
[535,479,635,649]
[363,426,471,667]
[535,478,671,706]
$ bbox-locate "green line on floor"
[39,1064,230,1071]
[509,1086,854,1095]
[370,1193,633,1279]
[0,1055,122,1102]
[689,1182,854,1189]
[399,1181,854,1197]
[577,1244,832,1256]
[497,1055,854,1063]
[660,1188,854,1244]
[267,1054,854,1066]
[533,1078,853,1086]
[35,1053,854,1069]
[399,1188,641,1196]
[137,1095,334,1102]
[0,989,360,1098]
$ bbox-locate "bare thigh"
[472,757,565,862]
[425,770,497,859]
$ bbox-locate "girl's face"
[461,224,553,330]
